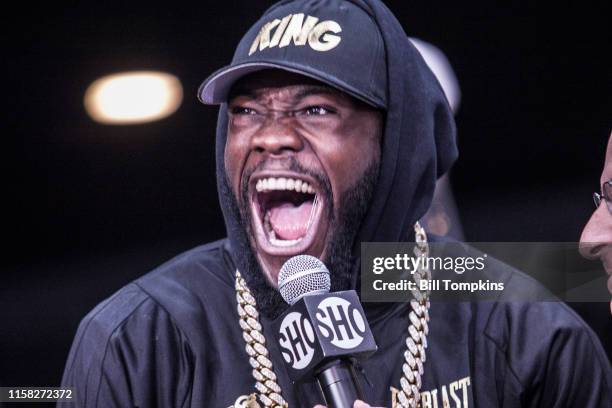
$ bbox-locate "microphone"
[273,255,378,408]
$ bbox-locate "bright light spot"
[84,71,183,125]
[410,38,461,114]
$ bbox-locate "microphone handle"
[316,359,364,408]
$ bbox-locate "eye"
[230,106,257,115]
[303,106,335,116]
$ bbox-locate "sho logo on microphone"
[315,297,366,349]
[278,312,316,370]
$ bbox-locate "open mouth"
[249,173,327,256]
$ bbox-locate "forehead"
[228,69,358,106]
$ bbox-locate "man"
[60,1,611,407]
[580,133,612,314]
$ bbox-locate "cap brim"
[198,61,385,109]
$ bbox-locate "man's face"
[225,70,382,286]
[579,133,612,311]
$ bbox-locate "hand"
[314,400,385,408]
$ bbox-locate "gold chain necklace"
[234,222,430,408]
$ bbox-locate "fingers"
[354,400,384,408]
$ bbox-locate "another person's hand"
[313,400,384,408]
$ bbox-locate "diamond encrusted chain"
[395,221,431,408]
[235,272,288,407]
[234,222,430,408]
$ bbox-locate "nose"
[579,204,612,259]
[250,115,304,156]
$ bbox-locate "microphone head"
[278,255,331,305]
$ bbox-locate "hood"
[213,0,458,306]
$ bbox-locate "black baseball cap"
[198,0,387,109]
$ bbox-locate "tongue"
[269,200,314,241]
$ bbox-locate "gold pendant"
[229,393,262,408]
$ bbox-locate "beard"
[219,157,380,319]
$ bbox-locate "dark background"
[2,0,610,395]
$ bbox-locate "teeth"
[257,176,319,247]
[267,226,302,247]
[255,177,316,193]
[270,237,302,247]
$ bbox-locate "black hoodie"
[60,1,611,407]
